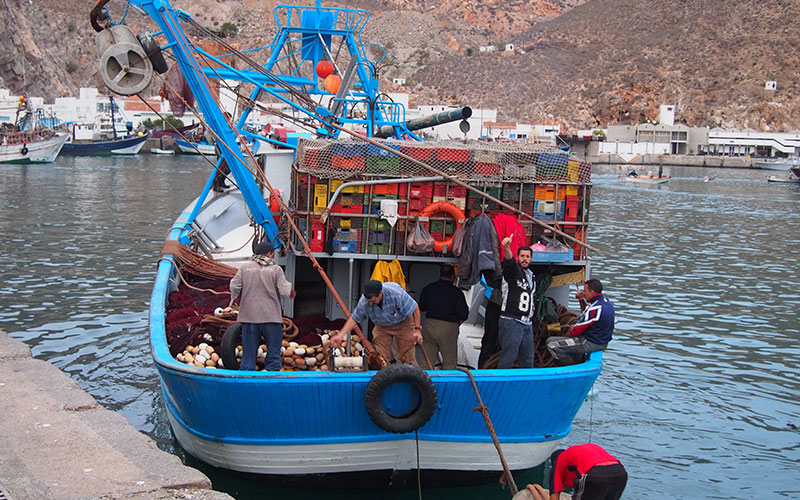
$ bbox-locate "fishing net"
[291,138,592,259]
[295,138,591,183]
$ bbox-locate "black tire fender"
[20,144,28,156]
[365,364,437,433]
[220,323,242,370]
[137,31,169,74]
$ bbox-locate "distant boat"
[0,129,68,163]
[61,96,149,155]
[755,157,800,171]
[174,138,215,155]
[0,105,68,164]
[767,175,800,184]
[624,174,670,185]
[62,131,150,155]
[151,147,175,155]
[703,176,716,182]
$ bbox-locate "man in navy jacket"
[546,279,615,364]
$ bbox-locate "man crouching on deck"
[330,280,423,365]
[546,278,615,365]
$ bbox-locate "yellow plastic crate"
[330,179,365,193]
[568,160,580,182]
[313,184,328,212]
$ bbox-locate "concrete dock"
[0,329,232,500]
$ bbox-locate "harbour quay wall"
[587,153,757,168]
[0,329,232,500]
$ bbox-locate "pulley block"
[96,25,153,96]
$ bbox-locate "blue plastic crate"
[531,250,573,262]
[332,240,359,253]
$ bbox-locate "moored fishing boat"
[61,96,149,155]
[0,105,68,164]
[755,156,800,171]
[174,137,215,155]
[90,0,602,489]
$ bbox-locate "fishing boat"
[90,0,602,489]
[174,137,215,155]
[755,157,800,171]
[767,174,800,183]
[0,104,68,164]
[624,175,669,185]
[151,147,175,155]
[61,96,149,155]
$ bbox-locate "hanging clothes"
[457,214,501,288]
[493,213,526,257]
[369,258,407,290]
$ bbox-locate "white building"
[705,129,800,156]
[659,104,675,126]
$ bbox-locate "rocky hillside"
[1,0,799,131]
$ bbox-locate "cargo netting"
[294,138,591,183]
[291,137,592,261]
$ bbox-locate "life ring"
[20,144,28,156]
[418,201,466,253]
[220,323,242,370]
[364,364,437,434]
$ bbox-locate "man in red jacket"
[549,443,627,500]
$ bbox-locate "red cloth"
[492,213,526,258]
[552,443,621,493]
[160,65,195,118]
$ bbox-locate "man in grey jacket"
[229,241,295,370]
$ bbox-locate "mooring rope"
[456,367,518,496]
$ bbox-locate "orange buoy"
[316,59,334,79]
[324,74,341,94]
[419,201,466,253]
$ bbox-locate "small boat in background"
[755,157,800,171]
[151,147,175,155]
[624,174,670,185]
[703,176,716,182]
[0,104,68,164]
[767,174,800,183]
[175,137,215,155]
[61,96,149,155]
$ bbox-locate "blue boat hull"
[62,132,149,155]
[150,247,601,485]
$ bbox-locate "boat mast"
[109,96,118,140]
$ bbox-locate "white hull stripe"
[169,412,560,474]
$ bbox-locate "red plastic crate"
[331,155,365,171]
[476,162,501,175]
[372,183,398,195]
[400,145,435,161]
[301,149,324,170]
[435,147,471,162]
[409,183,434,199]
[331,203,363,214]
[309,221,325,252]
[565,196,579,222]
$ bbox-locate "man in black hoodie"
[497,236,535,368]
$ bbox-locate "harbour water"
[1,156,798,499]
